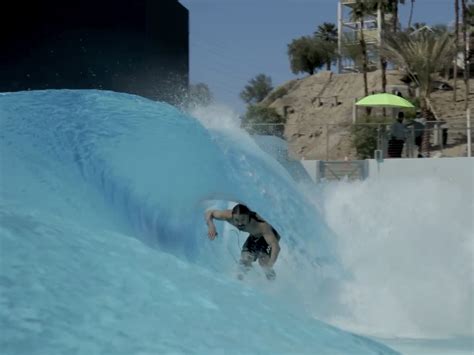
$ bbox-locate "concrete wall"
[367,157,474,188]
[301,160,320,182]
[302,158,474,190]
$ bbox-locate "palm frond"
[382,31,455,98]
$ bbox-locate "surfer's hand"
[208,225,218,240]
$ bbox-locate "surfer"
[205,203,281,280]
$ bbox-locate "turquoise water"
[0,90,397,354]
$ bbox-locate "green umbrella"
[355,93,415,108]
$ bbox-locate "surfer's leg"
[237,251,256,280]
[237,235,257,280]
[257,253,270,267]
[239,251,255,270]
[237,236,258,279]
[240,236,258,266]
[258,251,276,281]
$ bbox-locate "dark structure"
[0,0,189,104]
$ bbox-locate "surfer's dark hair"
[231,204,252,216]
[232,204,280,240]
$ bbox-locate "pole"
[326,124,329,161]
[467,108,472,157]
[337,1,343,73]
[353,98,357,123]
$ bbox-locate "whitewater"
[0,90,472,354]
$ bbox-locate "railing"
[317,160,368,182]
[342,28,380,43]
[242,120,473,160]
[377,123,471,159]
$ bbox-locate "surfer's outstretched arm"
[205,209,232,240]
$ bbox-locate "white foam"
[317,177,473,338]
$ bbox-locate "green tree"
[188,82,213,107]
[241,105,286,137]
[317,38,338,71]
[287,36,325,75]
[240,74,273,105]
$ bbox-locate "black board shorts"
[241,235,271,259]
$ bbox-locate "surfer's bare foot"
[265,268,276,281]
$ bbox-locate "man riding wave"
[205,203,281,280]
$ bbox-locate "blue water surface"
[0,90,398,354]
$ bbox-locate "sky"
[179,0,456,113]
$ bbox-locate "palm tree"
[432,24,449,35]
[410,22,427,31]
[462,0,470,110]
[351,0,372,97]
[407,0,415,29]
[389,0,406,33]
[314,22,338,43]
[382,31,456,155]
[314,22,338,70]
[366,0,401,93]
[454,0,460,102]
[369,0,405,94]
[391,0,399,32]
[347,1,404,96]
[377,0,388,93]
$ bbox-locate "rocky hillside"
[261,70,473,160]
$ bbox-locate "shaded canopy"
[355,93,415,108]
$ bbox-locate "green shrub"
[267,87,288,102]
[351,116,390,159]
[241,105,286,137]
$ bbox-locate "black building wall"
[0,0,189,104]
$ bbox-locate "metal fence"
[242,120,473,160]
[350,120,472,159]
[379,122,472,159]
